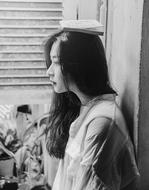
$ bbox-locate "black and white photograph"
[0,0,148,189]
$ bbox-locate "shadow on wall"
[120,86,135,149]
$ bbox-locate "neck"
[78,92,92,106]
[69,83,99,106]
[70,85,93,106]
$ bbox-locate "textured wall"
[138,0,149,189]
[106,0,143,149]
[63,0,99,20]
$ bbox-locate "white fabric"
[52,97,127,190]
[41,135,59,187]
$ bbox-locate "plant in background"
[0,120,22,159]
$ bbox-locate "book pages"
[60,20,104,35]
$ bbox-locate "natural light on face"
[47,40,67,93]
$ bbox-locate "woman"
[44,28,139,190]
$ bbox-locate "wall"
[106,0,143,149]
[138,0,149,189]
[63,0,78,19]
[78,0,98,19]
[63,0,99,20]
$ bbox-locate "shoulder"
[87,100,126,134]
[86,100,116,123]
[86,117,112,140]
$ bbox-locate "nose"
[46,64,54,77]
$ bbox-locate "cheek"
[57,68,65,84]
[59,77,66,89]
[57,74,67,92]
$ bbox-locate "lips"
[49,80,56,85]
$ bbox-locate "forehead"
[50,40,60,58]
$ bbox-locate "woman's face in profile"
[47,40,67,93]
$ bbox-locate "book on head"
[59,20,104,36]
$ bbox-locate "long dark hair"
[44,30,115,159]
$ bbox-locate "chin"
[55,90,66,93]
[54,86,68,93]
